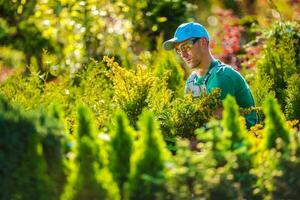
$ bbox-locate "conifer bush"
[129,111,170,200]
[262,97,291,152]
[152,45,185,98]
[109,111,134,199]
[253,96,300,199]
[285,74,300,120]
[104,56,156,127]
[0,96,54,200]
[165,137,215,199]
[61,105,119,200]
[40,104,68,197]
[220,96,258,199]
[253,21,300,112]
[169,89,221,138]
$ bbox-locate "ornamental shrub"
[109,111,134,199]
[128,111,170,200]
[0,96,54,200]
[285,74,300,120]
[220,95,258,199]
[104,56,155,127]
[61,105,119,200]
[40,104,68,198]
[262,96,290,152]
[192,121,243,200]
[152,41,185,98]
[168,89,221,139]
[253,96,300,199]
[253,21,300,111]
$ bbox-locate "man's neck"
[194,56,214,76]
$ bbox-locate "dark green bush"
[0,96,54,200]
[109,111,134,199]
[40,104,68,197]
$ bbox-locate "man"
[163,22,257,129]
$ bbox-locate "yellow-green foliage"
[253,96,300,199]
[285,74,300,120]
[0,60,114,133]
[152,44,185,98]
[262,96,291,152]
[220,96,258,199]
[104,56,172,128]
[0,71,43,110]
[253,21,300,112]
[168,89,222,138]
[104,56,154,126]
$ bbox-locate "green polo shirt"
[184,59,257,128]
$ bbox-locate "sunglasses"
[175,38,200,55]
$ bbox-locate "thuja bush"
[253,21,300,115]
[72,59,115,127]
[103,56,172,128]
[0,60,115,132]
[109,111,134,199]
[152,42,185,98]
[0,96,54,200]
[285,74,300,120]
[40,104,68,197]
[61,105,119,200]
[219,96,258,199]
[165,137,215,199]
[189,96,258,200]
[168,89,222,139]
[0,70,43,110]
[253,96,300,199]
[129,111,170,200]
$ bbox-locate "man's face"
[175,38,204,69]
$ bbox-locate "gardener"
[163,22,257,129]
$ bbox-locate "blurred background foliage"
[0,0,299,75]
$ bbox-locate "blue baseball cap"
[163,22,210,50]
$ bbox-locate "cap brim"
[162,37,178,50]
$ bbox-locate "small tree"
[40,104,67,198]
[129,111,170,200]
[221,95,258,199]
[285,74,300,120]
[262,97,290,152]
[61,105,119,200]
[109,111,134,199]
[253,96,299,199]
[0,96,53,200]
